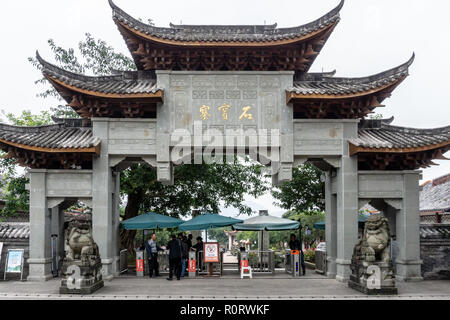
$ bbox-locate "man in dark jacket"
[289,234,306,276]
[187,234,193,250]
[145,233,163,278]
[192,236,204,271]
[167,234,182,281]
[180,234,189,277]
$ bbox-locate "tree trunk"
[120,190,144,254]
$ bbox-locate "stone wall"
[420,224,450,280]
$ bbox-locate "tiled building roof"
[37,52,162,96]
[420,174,450,212]
[351,122,450,150]
[0,223,30,240]
[0,122,100,151]
[109,0,343,44]
[288,54,413,97]
[420,224,450,239]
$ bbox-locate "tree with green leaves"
[27,34,269,253]
[271,163,325,214]
[282,210,325,249]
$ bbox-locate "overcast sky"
[0,0,449,216]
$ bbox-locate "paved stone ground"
[0,272,449,300]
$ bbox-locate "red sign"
[189,259,196,273]
[136,259,144,272]
[291,250,300,255]
[241,260,248,269]
[203,242,220,263]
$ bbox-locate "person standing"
[187,234,193,251]
[192,236,204,272]
[289,234,306,276]
[167,234,182,281]
[180,234,189,277]
[145,233,163,278]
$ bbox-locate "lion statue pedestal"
[348,214,398,295]
[60,220,104,295]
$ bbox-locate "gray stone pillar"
[50,205,65,274]
[395,172,423,281]
[27,170,53,281]
[335,156,359,282]
[325,171,337,278]
[92,119,114,281]
[111,170,121,276]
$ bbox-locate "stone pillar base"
[336,259,351,282]
[101,259,115,281]
[27,258,53,282]
[326,257,336,279]
[396,276,424,282]
[27,274,54,282]
[395,261,423,282]
[335,275,349,283]
[326,272,337,279]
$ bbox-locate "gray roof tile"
[109,0,343,43]
[0,223,30,240]
[420,224,450,239]
[420,174,450,212]
[289,54,414,96]
[0,122,100,150]
[36,52,162,95]
[351,119,450,150]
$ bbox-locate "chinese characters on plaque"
[200,104,253,121]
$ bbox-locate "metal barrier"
[195,251,223,276]
[120,249,128,274]
[138,250,224,276]
[239,250,275,274]
[285,251,301,277]
[285,252,292,274]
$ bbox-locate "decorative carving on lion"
[353,214,391,263]
[65,226,99,263]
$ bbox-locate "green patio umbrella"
[178,213,244,231]
[232,215,301,231]
[120,212,184,230]
[313,213,370,230]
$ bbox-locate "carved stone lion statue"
[64,221,99,264]
[60,219,103,295]
[354,214,391,263]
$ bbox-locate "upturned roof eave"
[36,52,164,102]
[286,54,415,103]
[109,0,343,46]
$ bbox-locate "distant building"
[420,174,450,224]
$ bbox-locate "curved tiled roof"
[36,52,162,97]
[288,54,414,98]
[420,225,450,239]
[350,120,450,151]
[0,223,30,240]
[420,174,450,212]
[0,122,100,152]
[109,0,343,44]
